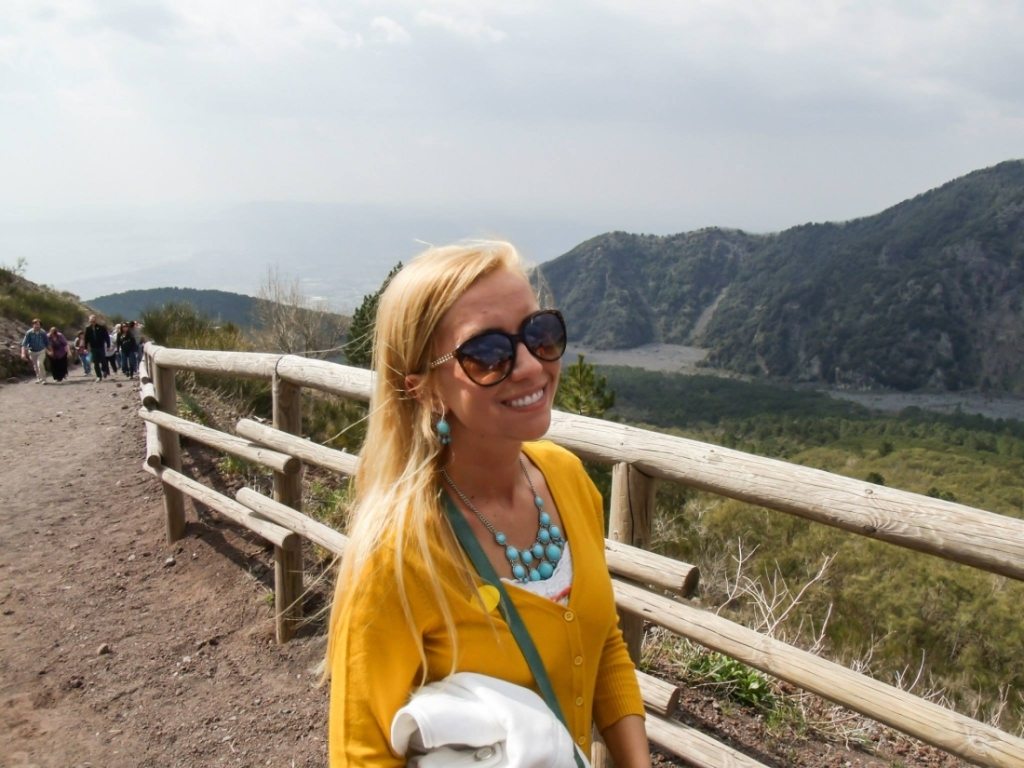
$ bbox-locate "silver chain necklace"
[441,457,565,583]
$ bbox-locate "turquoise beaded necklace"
[441,458,565,583]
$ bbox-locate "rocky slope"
[540,160,1024,393]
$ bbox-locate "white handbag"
[390,672,588,768]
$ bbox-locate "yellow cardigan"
[328,440,644,766]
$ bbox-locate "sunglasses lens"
[450,311,566,386]
[524,311,566,361]
[457,333,515,385]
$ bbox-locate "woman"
[118,322,139,378]
[326,242,650,766]
[106,323,121,375]
[74,330,91,375]
[46,327,70,382]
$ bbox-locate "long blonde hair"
[325,240,528,679]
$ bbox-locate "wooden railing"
[137,343,1024,768]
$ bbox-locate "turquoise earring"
[436,416,451,446]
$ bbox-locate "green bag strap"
[444,493,587,768]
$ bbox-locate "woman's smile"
[503,386,547,409]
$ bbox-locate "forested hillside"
[540,160,1024,393]
[602,363,1024,733]
[89,287,266,327]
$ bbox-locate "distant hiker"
[83,314,111,382]
[74,331,91,375]
[45,327,70,383]
[105,324,121,375]
[130,320,145,370]
[114,324,124,373]
[118,321,139,378]
[20,318,49,384]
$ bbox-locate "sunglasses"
[430,309,567,386]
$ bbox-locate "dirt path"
[0,374,327,768]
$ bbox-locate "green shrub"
[303,395,367,453]
[687,651,776,710]
[0,268,89,330]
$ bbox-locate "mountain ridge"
[540,160,1024,393]
[88,287,267,328]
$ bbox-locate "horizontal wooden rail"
[547,411,1024,582]
[613,580,1024,768]
[275,355,373,397]
[605,539,699,598]
[139,408,299,474]
[140,381,157,409]
[645,714,771,768]
[144,421,160,466]
[150,344,281,379]
[235,419,360,476]
[237,487,349,556]
[143,462,296,548]
[637,671,680,718]
[138,351,152,385]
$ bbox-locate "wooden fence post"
[609,461,655,658]
[272,373,304,643]
[594,461,656,767]
[151,356,186,542]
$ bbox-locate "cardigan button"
[573,655,583,666]
[577,735,586,746]
[563,610,575,622]
[575,696,584,706]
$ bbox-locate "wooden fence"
[137,343,1024,768]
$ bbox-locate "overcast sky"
[3,1,1023,301]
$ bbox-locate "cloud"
[415,10,506,43]
[2,0,1021,239]
[171,1,364,60]
[370,16,411,45]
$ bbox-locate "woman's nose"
[510,340,544,378]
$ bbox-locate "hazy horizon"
[9,158,1023,311]
[5,2,1022,309]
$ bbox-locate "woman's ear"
[404,373,424,401]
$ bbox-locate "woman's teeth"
[506,389,544,408]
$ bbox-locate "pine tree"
[555,354,615,417]
[343,263,402,368]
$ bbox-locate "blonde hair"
[325,240,528,680]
